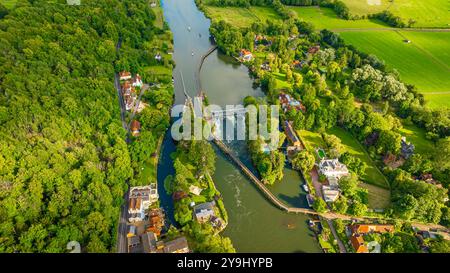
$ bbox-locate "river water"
[158,0,320,253]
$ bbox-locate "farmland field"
[341,0,450,28]
[326,127,389,189]
[289,6,388,29]
[339,30,450,108]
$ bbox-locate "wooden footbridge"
[212,137,319,215]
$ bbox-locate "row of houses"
[126,183,191,253]
[119,71,145,137]
[279,92,306,113]
[128,230,190,254]
[128,184,159,222]
[348,224,394,253]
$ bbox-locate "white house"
[322,185,340,202]
[318,159,349,179]
[132,74,143,88]
[189,185,203,196]
[193,201,216,223]
[119,71,132,81]
[239,49,253,62]
[128,184,159,222]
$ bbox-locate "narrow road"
[114,37,131,253]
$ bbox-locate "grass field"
[203,6,281,28]
[360,182,391,209]
[0,0,17,9]
[399,120,435,156]
[297,130,326,151]
[289,6,388,29]
[339,30,450,108]
[341,0,450,28]
[144,65,172,75]
[152,6,165,29]
[326,127,389,189]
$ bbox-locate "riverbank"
[160,0,321,253]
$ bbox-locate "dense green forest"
[0,0,167,252]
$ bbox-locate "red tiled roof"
[352,224,394,234]
[131,120,141,131]
[350,235,368,253]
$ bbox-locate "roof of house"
[350,235,368,253]
[194,201,215,214]
[120,71,131,78]
[141,232,157,253]
[352,224,395,234]
[127,235,140,247]
[163,237,189,253]
[319,159,349,176]
[130,120,141,131]
[240,49,252,56]
[189,185,203,196]
[284,120,300,145]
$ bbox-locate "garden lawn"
[341,0,450,28]
[359,182,391,210]
[340,31,450,108]
[297,130,326,151]
[272,72,292,89]
[399,121,436,156]
[289,6,388,30]
[137,158,157,186]
[144,65,172,76]
[326,127,389,189]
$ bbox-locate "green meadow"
[326,127,389,189]
[203,5,281,28]
[399,120,436,156]
[289,6,388,30]
[339,31,450,108]
[341,0,450,28]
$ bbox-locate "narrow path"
[326,219,347,253]
[196,45,218,94]
[114,37,131,254]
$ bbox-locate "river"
[158,0,321,253]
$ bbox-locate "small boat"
[308,220,315,227]
[302,184,309,192]
[187,26,191,31]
